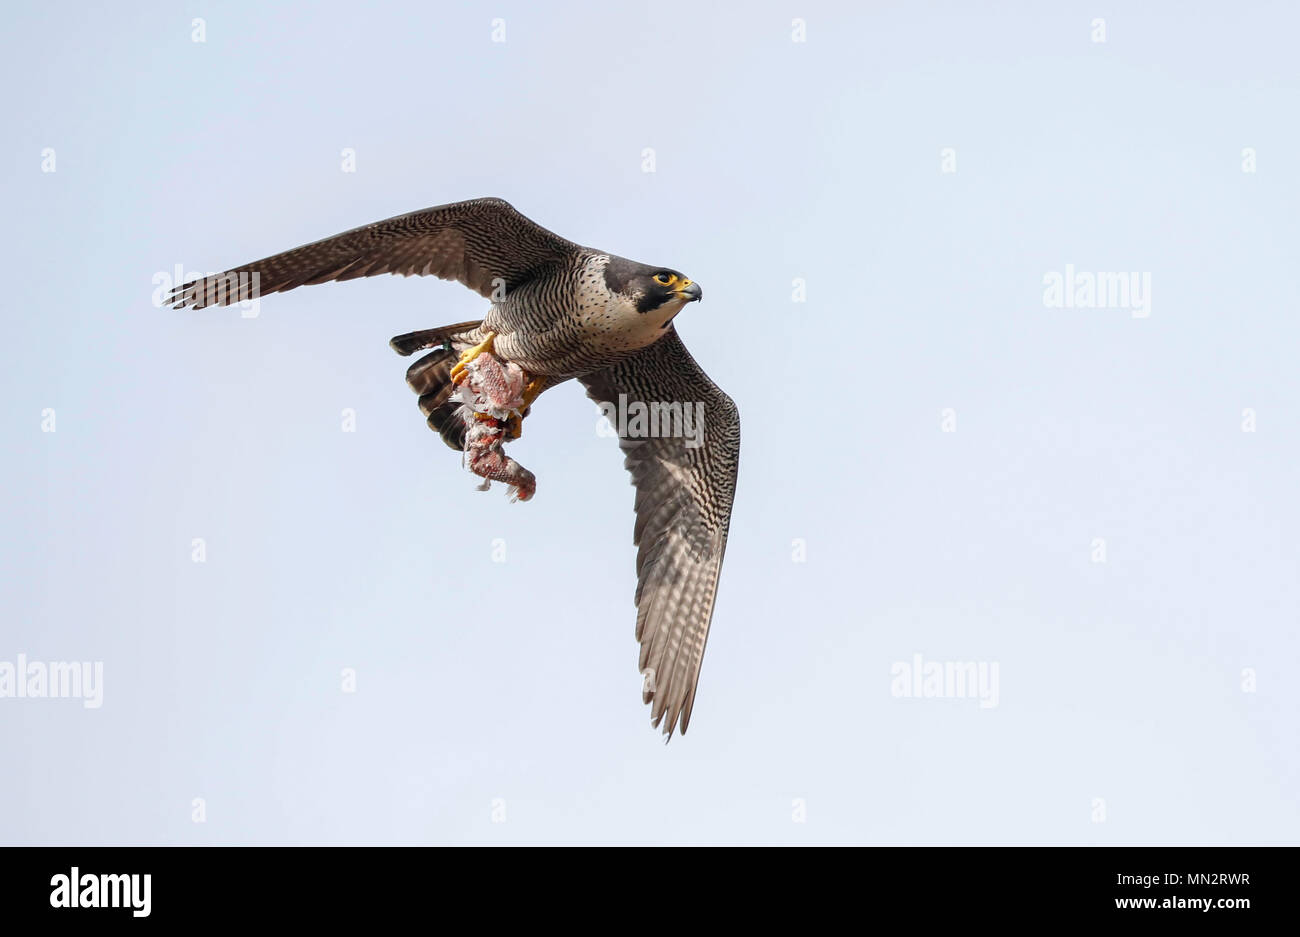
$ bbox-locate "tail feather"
[409,351,467,451]
[392,321,484,451]
[389,319,483,357]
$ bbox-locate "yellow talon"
[521,375,546,408]
[449,332,497,385]
[507,376,547,439]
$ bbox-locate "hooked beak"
[674,280,703,303]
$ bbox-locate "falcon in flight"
[168,198,740,737]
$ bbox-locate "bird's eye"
[654,272,676,286]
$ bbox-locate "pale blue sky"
[2,1,1297,844]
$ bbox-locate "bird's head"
[603,256,703,328]
[642,268,703,311]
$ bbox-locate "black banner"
[0,846,1286,924]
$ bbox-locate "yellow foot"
[507,376,548,439]
[449,332,498,385]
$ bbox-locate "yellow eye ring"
[653,273,676,286]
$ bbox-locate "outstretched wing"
[581,329,740,738]
[166,197,582,308]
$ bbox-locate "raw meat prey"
[449,352,536,502]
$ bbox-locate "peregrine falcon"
[167,198,740,738]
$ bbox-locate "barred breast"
[484,255,687,379]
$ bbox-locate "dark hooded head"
[603,255,703,314]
